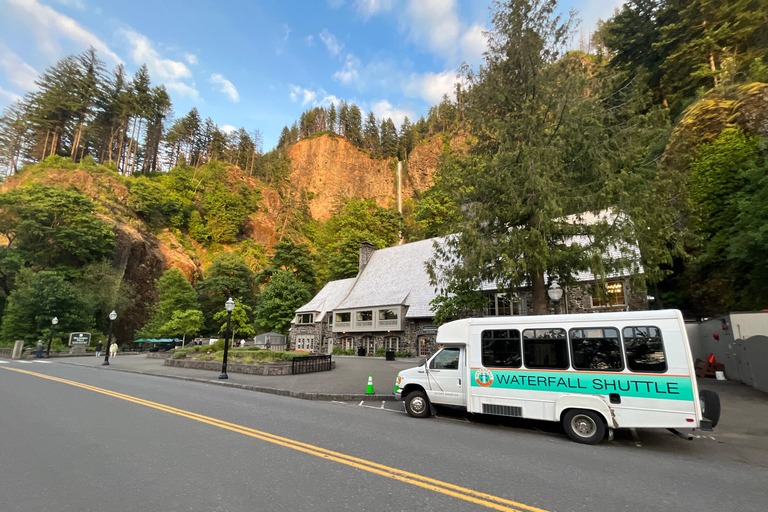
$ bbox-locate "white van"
[394,310,720,444]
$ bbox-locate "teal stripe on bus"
[470,368,694,401]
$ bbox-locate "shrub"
[332,347,354,355]
[374,347,386,357]
[395,350,412,358]
[172,351,187,359]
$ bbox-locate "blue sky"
[0,0,623,150]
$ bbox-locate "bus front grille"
[482,404,522,417]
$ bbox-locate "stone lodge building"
[290,238,648,357]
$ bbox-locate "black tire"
[700,389,721,428]
[405,390,431,418]
[562,409,606,445]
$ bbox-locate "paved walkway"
[55,353,421,401]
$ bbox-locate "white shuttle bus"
[394,310,720,444]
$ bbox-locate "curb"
[64,361,397,402]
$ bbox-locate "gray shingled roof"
[335,238,444,318]
[294,277,356,322]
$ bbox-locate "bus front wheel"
[563,409,606,444]
[405,390,431,418]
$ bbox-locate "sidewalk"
[56,353,421,401]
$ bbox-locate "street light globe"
[109,310,117,321]
[548,281,563,302]
[225,297,235,312]
[52,317,58,325]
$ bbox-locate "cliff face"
[288,135,397,220]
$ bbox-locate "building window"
[484,294,525,316]
[328,314,333,327]
[523,328,569,369]
[385,337,399,351]
[481,329,522,368]
[569,328,623,371]
[357,311,373,321]
[592,281,626,307]
[297,313,313,324]
[379,309,398,320]
[336,312,351,322]
[623,326,666,372]
[342,337,354,350]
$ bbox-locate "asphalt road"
[1,359,766,512]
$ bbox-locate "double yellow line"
[2,367,549,512]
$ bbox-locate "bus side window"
[523,328,569,369]
[569,328,623,371]
[481,329,522,368]
[622,326,667,373]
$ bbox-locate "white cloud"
[117,28,199,99]
[404,0,461,60]
[370,100,415,128]
[327,0,345,8]
[0,45,39,91]
[460,24,488,64]
[289,84,317,106]
[288,85,340,108]
[220,125,237,134]
[6,0,120,63]
[333,54,361,85]
[184,53,198,65]
[319,29,344,57]
[305,35,315,46]
[210,73,240,102]
[119,29,191,80]
[355,0,394,19]
[403,70,458,104]
[0,85,22,104]
[53,0,86,9]
[164,81,200,100]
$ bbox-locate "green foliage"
[195,253,257,332]
[139,268,199,338]
[0,184,115,293]
[0,269,91,344]
[315,198,403,281]
[254,270,313,335]
[188,210,211,244]
[374,347,386,357]
[203,184,249,243]
[214,299,255,342]
[127,177,189,228]
[258,240,317,290]
[161,309,205,344]
[332,347,354,355]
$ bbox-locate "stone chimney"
[358,242,376,275]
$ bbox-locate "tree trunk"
[124,117,137,175]
[116,121,126,168]
[130,117,142,175]
[531,273,547,315]
[42,130,50,160]
[710,53,718,87]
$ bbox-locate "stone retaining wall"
[146,352,173,359]
[164,358,291,375]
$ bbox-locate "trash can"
[357,347,367,357]
[385,350,395,361]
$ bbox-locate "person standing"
[95,341,103,357]
[109,341,118,358]
[36,340,44,359]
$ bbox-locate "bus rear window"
[570,328,623,371]
[623,326,667,372]
[481,329,521,368]
[523,328,569,369]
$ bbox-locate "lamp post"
[102,310,117,366]
[45,317,58,358]
[548,281,563,314]
[219,297,235,380]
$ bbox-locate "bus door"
[427,347,466,406]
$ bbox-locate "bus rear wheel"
[405,390,431,418]
[563,409,606,444]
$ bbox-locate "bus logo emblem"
[475,368,494,387]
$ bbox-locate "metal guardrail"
[292,354,332,374]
